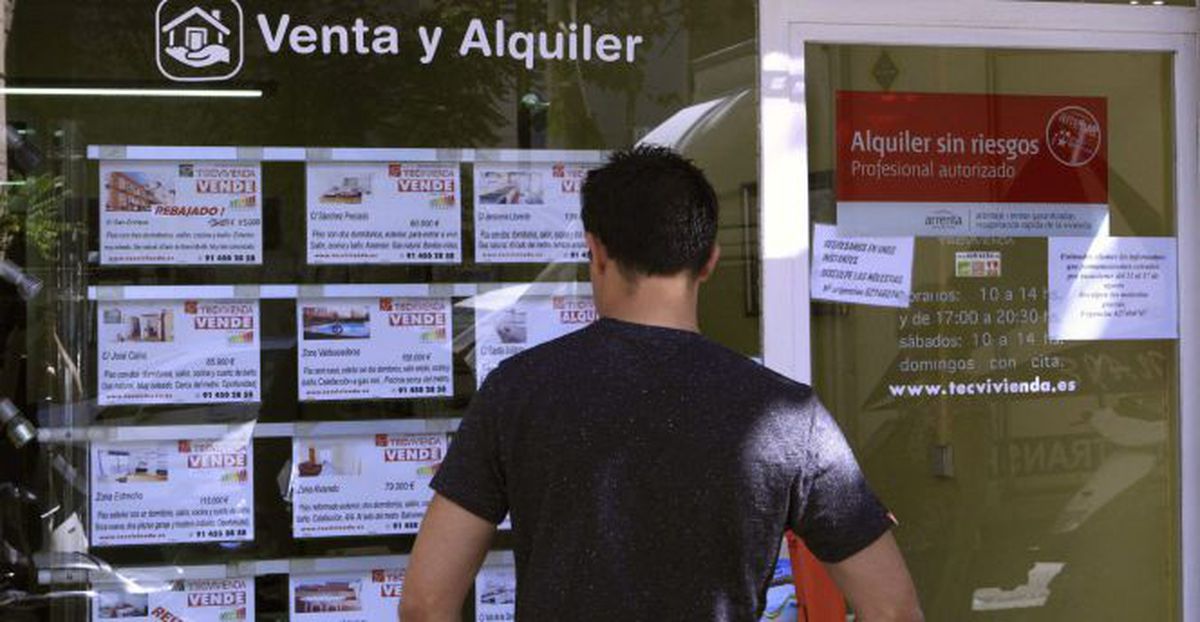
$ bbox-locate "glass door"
[760,2,1199,620]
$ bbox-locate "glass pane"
[0,1,757,620]
[806,43,1179,620]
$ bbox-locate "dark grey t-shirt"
[432,318,893,621]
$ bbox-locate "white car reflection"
[1053,407,1165,534]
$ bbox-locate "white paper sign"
[298,297,453,401]
[811,224,914,309]
[100,161,262,265]
[97,299,261,406]
[474,163,590,263]
[307,162,462,264]
[290,566,406,621]
[474,295,596,386]
[90,438,254,547]
[475,564,516,622]
[93,578,255,622]
[1048,236,1178,341]
[292,433,447,538]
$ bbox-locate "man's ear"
[697,244,721,283]
[585,233,608,275]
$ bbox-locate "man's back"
[433,317,894,621]
[404,145,918,622]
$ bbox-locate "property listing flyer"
[93,578,255,622]
[297,297,453,401]
[100,161,262,265]
[97,299,260,406]
[475,565,516,622]
[474,162,591,263]
[836,92,1109,237]
[90,438,254,547]
[307,162,462,264]
[474,295,596,386]
[290,566,406,621]
[292,433,447,538]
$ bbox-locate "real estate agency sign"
[835,91,1108,237]
[152,1,648,83]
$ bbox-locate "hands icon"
[164,44,231,68]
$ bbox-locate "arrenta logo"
[156,0,245,82]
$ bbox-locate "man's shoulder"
[682,336,817,402]
[744,359,817,402]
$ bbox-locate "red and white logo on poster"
[1045,106,1102,167]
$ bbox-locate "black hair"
[581,145,719,277]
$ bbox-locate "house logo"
[155,0,244,82]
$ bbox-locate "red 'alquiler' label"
[836,91,1108,204]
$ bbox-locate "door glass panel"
[806,43,1179,620]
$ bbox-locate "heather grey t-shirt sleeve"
[789,399,895,563]
[430,374,509,524]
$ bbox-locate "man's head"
[581,145,721,325]
[582,145,719,275]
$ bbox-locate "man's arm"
[824,532,923,622]
[399,494,497,622]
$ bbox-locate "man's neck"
[599,275,701,333]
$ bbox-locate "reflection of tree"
[546,0,753,146]
[255,2,523,147]
[0,175,68,263]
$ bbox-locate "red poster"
[835,91,1108,237]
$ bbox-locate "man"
[401,146,922,621]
